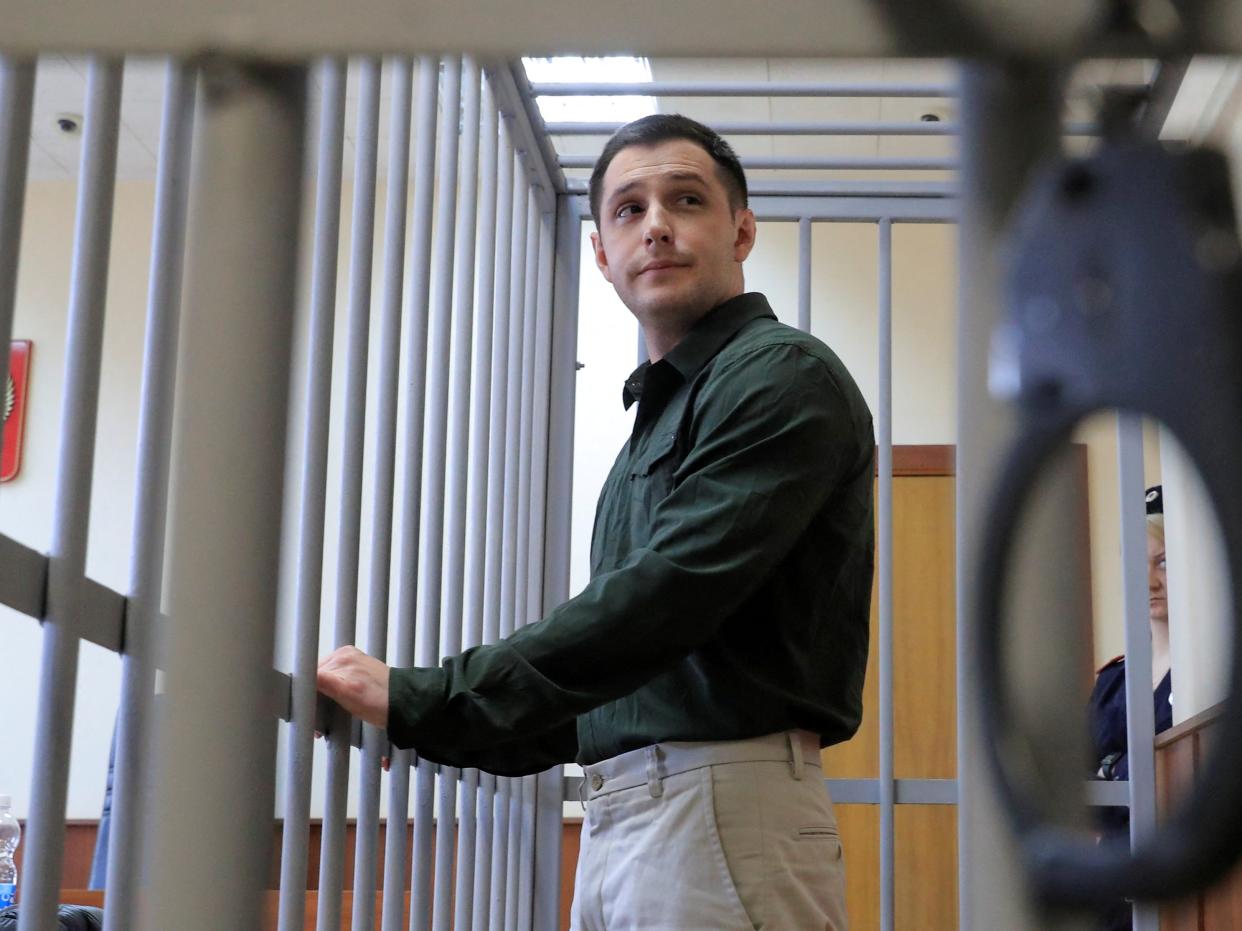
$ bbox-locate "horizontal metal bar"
[562,776,1125,807]
[747,194,958,221]
[568,191,958,225]
[561,775,962,805]
[0,533,297,727]
[565,179,958,200]
[532,80,1145,98]
[823,779,878,804]
[828,778,961,805]
[82,576,125,653]
[558,774,1122,809]
[0,533,47,618]
[505,59,569,200]
[534,81,956,98]
[547,120,1096,137]
[1086,780,1133,807]
[3,1,1241,58]
[894,779,957,805]
[482,60,562,209]
[560,153,955,171]
[0,533,123,651]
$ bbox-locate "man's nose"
[643,206,672,244]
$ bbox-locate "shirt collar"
[621,292,776,410]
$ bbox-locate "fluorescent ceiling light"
[522,56,656,123]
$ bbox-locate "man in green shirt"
[319,114,874,930]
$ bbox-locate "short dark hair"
[588,114,748,226]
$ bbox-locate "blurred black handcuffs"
[974,90,1242,908]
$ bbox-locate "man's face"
[590,139,756,334]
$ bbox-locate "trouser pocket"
[710,760,850,931]
[702,766,762,930]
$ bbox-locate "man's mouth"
[639,261,688,275]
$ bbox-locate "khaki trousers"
[570,731,848,931]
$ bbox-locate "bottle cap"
[0,796,9,808]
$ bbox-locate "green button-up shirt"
[388,292,874,775]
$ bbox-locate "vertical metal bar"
[531,768,565,931]
[506,165,530,624]
[531,192,582,931]
[516,777,538,931]
[430,52,479,931]
[474,121,516,931]
[540,196,580,630]
[507,191,540,931]
[877,217,895,931]
[517,210,554,931]
[0,57,35,457]
[1117,414,1159,931]
[491,152,529,931]
[337,55,384,931]
[525,211,553,622]
[955,61,1066,931]
[489,776,512,931]
[278,56,347,931]
[439,52,479,666]
[375,54,415,931]
[102,59,195,931]
[473,772,498,931]
[414,51,462,931]
[445,55,483,931]
[139,57,306,931]
[376,52,432,931]
[463,77,499,660]
[514,195,540,638]
[395,52,441,931]
[798,216,812,333]
[18,57,123,931]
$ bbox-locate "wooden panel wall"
[1156,706,1242,928]
[822,448,959,930]
[53,821,582,929]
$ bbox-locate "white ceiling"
[24,55,1159,183]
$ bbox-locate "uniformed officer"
[1087,484,1172,930]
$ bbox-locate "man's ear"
[733,208,757,263]
[590,229,615,284]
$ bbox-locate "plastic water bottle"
[0,795,19,908]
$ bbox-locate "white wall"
[0,180,157,818]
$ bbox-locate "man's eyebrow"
[606,179,643,204]
[605,170,712,205]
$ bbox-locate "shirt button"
[590,773,604,791]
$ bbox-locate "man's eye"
[616,204,642,218]
[679,194,702,205]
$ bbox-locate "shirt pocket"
[629,430,679,480]
[628,430,680,518]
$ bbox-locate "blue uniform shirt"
[1088,656,1173,783]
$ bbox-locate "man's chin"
[631,287,713,319]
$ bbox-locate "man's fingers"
[313,645,389,730]
[315,668,346,702]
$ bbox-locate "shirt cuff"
[387,665,449,749]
